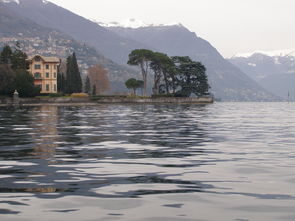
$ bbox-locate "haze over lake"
[1,103,295,220]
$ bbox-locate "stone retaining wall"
[0,97,213,106]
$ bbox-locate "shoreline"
[0,97,214,107]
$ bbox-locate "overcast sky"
[48,0,295,58]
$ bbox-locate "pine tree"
[11,42,29,70]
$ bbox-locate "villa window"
[34,72,41,79]
[46,84,50,91]
[46,72,50,78]
[54,84,57,92]
[46,64,50,69]
[34,64,41,70]
[54,72,57,78]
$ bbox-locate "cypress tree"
[84,75,91,94]
[57,72,65,93]
[65,55,72,94]
[92,84,96,96]
[65,52,82,94]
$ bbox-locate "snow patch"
[0,0,20,4]
[42,0,49,4]
[233,49,295,58]
[94,18,182,29]
[248,63,257,67]
[274,57,281,65]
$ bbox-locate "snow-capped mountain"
[1,0,278,101]
[95,18,182,29]
[233,49,295,58]
[0,0,49,4]
[0,0,20,4]
[229,49,295,101]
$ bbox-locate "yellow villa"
[27,55,60,94]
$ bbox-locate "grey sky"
[49,0,295,58]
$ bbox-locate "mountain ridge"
[229,51,295,101]
[106,24,278,101]
[0,2,140,93]
[2,0,279,101]
[3,0,151,65]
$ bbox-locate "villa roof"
[28,55,60,63]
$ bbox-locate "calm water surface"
[0,102,295,221]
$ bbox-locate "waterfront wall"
[0,97,213,106]
[95,97,213,104]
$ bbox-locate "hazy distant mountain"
[0,2,139,93]
[229,49,295,101]
[3,0,150,65]
[105,23,278,101]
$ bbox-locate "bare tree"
[87,64,110,95]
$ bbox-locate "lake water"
[0,102,295,221]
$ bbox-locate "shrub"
[151,94,175,98]
[49,92,65,98]
[91,95,128,100]
[71,93,89,98]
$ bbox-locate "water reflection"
[0,105,214,198]
[1,103,295,220]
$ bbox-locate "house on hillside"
[27,55,60,94]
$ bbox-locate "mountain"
[105,23,278,101]
[95,18,181,29]
[229,50,295,101]
[2,0,149,65]
[2,0,278,100]
[0,2,139,93]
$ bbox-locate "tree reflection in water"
[0,104,214,198]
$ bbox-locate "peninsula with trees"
[0,44,213,105]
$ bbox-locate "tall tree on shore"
[150,52,175,95]
[125,78,143,96]
[172,56,209,97]
[57,60,66,93]
[127,49,154,96]
[0,64,15,95]
[87,64,110,95]
[0,45,13,64]
[65,52,82,94]
[92,84,96,96]
[84,75,91,94]
[11,42,29,70]
[57,72,66,93]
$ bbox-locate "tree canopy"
[172,56,209,97]
[127,49,154,96]
[125,78,143,95]
[127,49,210,97]
[0,44,40,97]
